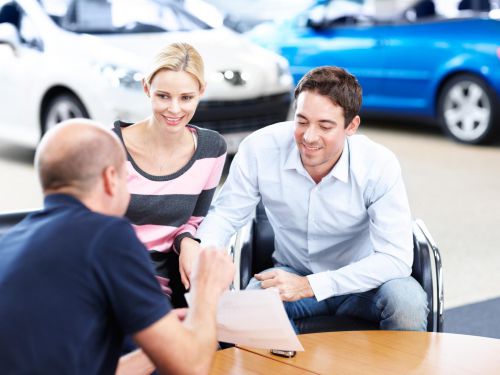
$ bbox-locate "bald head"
[35,119,126,198]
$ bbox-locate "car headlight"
[276,58,292,86]
[98,64,143,90]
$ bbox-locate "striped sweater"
[113,121,227,253]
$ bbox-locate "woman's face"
[145,69,204,131]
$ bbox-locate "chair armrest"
[412,218,444,332]
[229,219,255,291]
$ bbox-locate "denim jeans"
[246,266,429,333]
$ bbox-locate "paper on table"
[186,289,304,351]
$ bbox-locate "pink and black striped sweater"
[113,121,227,255]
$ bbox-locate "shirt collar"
[330,138,350,183]
[284,142,302,171]
[44,193,87,210]
[284,138,350,183]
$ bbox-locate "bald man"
[0,120,234,375]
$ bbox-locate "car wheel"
[438,74,498,144]
[42,93,89,134]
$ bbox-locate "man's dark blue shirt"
[0,194,171,374]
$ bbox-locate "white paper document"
[215,289,304,351]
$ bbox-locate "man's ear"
[346,115,361,136]
[102,165,118,196]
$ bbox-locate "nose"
[303,126,319,144]
[167,99,181,114]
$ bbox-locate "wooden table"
[210,331,500,374]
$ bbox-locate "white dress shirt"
[197,121,413,301]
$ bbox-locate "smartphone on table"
[270,349,296,358]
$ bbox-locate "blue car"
[247,0,500,144]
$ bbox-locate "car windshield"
[304,0,498,26]
[40,0,210,34]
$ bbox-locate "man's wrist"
[302,276,315,298]
[189,284,220,319]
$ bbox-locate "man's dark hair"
[294,66,362,127]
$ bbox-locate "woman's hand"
[179,237,201,290]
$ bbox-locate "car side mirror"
[0,22,20,53]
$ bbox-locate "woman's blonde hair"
[144,42,205,89]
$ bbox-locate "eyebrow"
[155,90,197,95]
[296,113,337,126]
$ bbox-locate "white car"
[205,0,315,32]
[0,0,293,153]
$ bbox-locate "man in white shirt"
[196,66,428,331]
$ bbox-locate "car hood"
[46,30,147,73]
[245,19,293,54]
[97,28,289,99]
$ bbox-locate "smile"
[162,115,184,126]
[302,143,322,151]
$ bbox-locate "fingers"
[260,278,279,289]
[192,249,235,294]
[178,257,190,290]
[254,270,277,281]
[182,261,192,290]
[254,271,279,290]
[179,266,190,290]
[179,244,200,290]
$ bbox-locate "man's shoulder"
[0,206,138,269]
[348,134,400,179]
[42,205,135,247]
[241,121,294,153]
[68,212,144,263]
[82,213,136,243]
[349,134,397,162]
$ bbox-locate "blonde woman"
[113,43,227,307]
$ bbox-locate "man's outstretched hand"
[254,269,314,302]
[190,247,234,299]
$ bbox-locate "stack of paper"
[215,289,304,351]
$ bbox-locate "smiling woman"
[112,42,227,308]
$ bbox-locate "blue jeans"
[246,266,429,333]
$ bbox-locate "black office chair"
[231,202,444,333]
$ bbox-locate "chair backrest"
[242,202,443,332]
[412,221,438,331]
[251,202,275,273]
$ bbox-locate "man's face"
[294,90,359,181]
